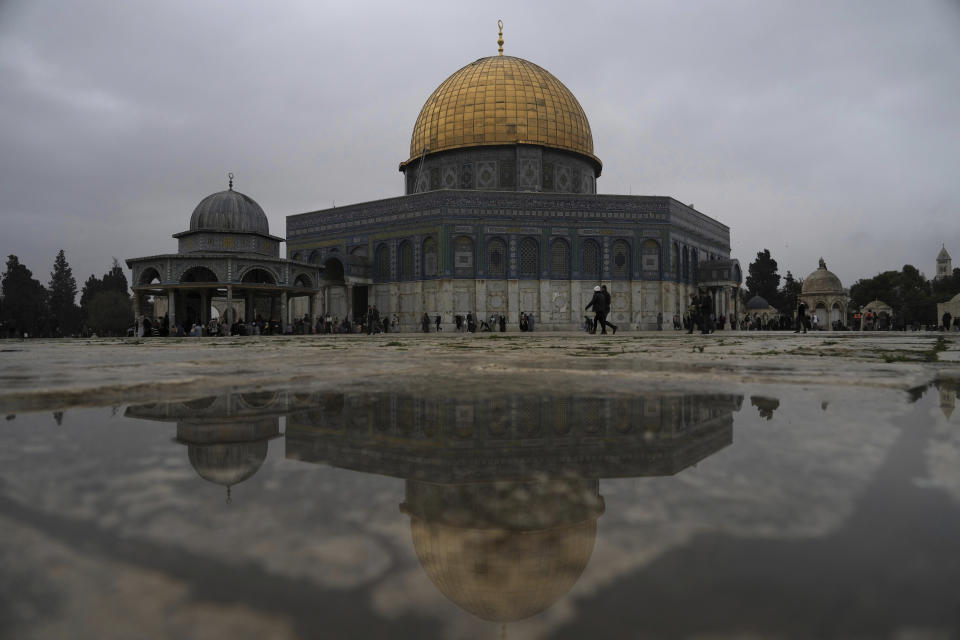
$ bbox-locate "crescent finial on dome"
[819,257,826,269]
[228,172,234,191]
[497,20,504,55]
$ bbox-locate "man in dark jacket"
[795,300,808,334]
[586,285,617,335]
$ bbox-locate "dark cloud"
[2,0,958,290]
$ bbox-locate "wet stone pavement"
[1,331,959,639]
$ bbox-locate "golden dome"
[405,55,599,168]
[410,518,597,622]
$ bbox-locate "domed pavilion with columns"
[799,258,849,329]
[126,175,322,332]
[286,24,740,330]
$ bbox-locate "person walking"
[600,285,617,334]
[686,293,699,334]
[795,300,808,334]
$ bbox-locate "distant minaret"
[936,245,952,280]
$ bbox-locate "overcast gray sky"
[2,0,958,292]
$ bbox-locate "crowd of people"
[122,293,957,338]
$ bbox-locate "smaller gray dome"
[189,189,269,234]
[746,295,771,310]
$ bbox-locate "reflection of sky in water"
[0,384,957,639]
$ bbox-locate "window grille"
[551,239,570,278]
[487,239,506,277]
[398,241,413,280]
[376,245,390,280]
[582,240,600,277]
[612,240,630,278]
[422,237,437,277]
[519,238,538,277]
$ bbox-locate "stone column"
[534,280,547,327]
[311,294,319,332]
[226,286,234,325]
[507,279,519,325]
[133,291,141,319]
[200,291,209,325]
[245,293,254,323]
[345,284,354,321]
[168,290,176,331]
[475,280,487,327]
[280,292,288,331]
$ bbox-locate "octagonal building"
[287,29,740,330]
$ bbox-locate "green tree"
[81,258,131,332]
[778,271,803,312]
[85,290,133,336]
[1,255,48,337]
[102,257,129,295]
[745,249,781,309]
[850,265,935,327]
[47,250,81,336]
[80,258,134,335]
[932,267,960,302]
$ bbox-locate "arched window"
[487,238,506,277]
[682,246,689,281]
[612,240,630,278]
[672,243,680,279]
[641,239,660,276]
[454,236,474,277]
[582,240,600,278]
[239,268,274,284]
[181,266,219,283]
[398,240,413,280]
[375,244,390,281]
[519,237,539,278]
[551,238,570,278]
[422,237,438,277]
[691,249,699,283]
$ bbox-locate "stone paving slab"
[1,331,958,413]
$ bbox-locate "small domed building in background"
[286,24,741,330]
[744,295,777,327]
[799,258,848,329]
[126,176,321,331]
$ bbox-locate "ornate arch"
[422,236,438,277]
[374,244,390,281]
[519,237,539,278]
[454,235,474,277]
[486,237,507,278]
[238,266,278,284]
[550,238,570,278]
[612,239,631,279]
[138,265,164,286]
[640,239,660,279]
[582,239,600,279]
[178,265,221,283]
[398,240,414,280]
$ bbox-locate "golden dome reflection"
[405,55,599,169]
[402,476,604,623]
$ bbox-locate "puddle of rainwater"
[0,382,958,639]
